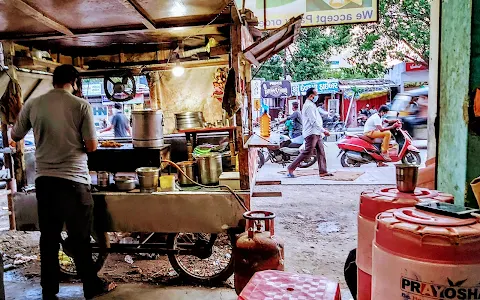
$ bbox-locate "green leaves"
[254,0,430,81]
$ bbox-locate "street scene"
[0,0,479,300]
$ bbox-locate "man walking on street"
[11,65,115,300]
[100,102,131,137]
[287,88,333,178]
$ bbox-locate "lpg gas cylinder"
[357,187,454,300]
[234,211,284,295]
[373,207,480,299]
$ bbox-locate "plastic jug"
[260,111,271,137]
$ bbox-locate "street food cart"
[0,0,302,284]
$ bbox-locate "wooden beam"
[255,180,282,186]
[117,0,156,30]
[6,0,74,36]
[24,79,42,102]
[5,15,231,42]
[252,192,283,198]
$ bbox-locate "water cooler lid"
[359,188,453,220]
[375,207,480,263]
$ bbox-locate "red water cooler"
[357,187,454,300]
[373,207,480,299]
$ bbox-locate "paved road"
[256,141,428,185]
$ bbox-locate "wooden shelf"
[14,56,61,72]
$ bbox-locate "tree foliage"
[254,0,431,81]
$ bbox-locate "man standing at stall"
[11,64,115,300]
[287,88,332,178]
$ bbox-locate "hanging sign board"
[261,80,292,98]
[237,0,378,30]
[291,80,339,96]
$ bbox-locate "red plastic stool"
[238,270,341,300]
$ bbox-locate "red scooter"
[337,126,421,167]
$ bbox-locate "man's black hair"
[114,103,122,110]
[305,88,316,98]
[52,65,79,87]
[292,102,299,108]
[379,105,389,113]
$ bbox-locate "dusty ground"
[1,184,389,299]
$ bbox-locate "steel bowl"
[114,176,136,191]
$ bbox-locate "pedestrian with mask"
[287,88,333,178]
[11,64,116,300]
[100,102,131,137]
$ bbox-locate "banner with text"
[238,0,378,29]
[291,80,339,96]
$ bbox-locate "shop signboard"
[291,79,339,96]
[261,80,292,98]
[405,62,428,72]
[236,0,378,30]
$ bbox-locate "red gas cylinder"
[373,207,480,299]
[234,211,284,295]
[357,187,454,300]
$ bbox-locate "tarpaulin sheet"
[159,66,227,134]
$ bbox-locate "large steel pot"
[196,153,223,185]
[132,109,164,148]
[175,112,204,130]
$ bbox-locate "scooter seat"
[358,135,383,144]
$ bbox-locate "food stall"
[0,0,302,284]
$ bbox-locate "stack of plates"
[175,112,205,130]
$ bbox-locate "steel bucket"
[136,167,159,192]
[196,153,223,185]
[395,164,419,193]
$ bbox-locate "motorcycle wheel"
[402,151,422,165]
[299,156,317,168]
[340,153,360,168]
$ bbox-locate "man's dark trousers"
[288,134,327,174]
[36,176,102,296]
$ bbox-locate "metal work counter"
[15,189,248,234]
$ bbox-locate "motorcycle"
[336,125,421,167]
[323,113,346,133]
[257,135,317,168]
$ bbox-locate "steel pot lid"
[136,167,159,173]
[132,109,163,115]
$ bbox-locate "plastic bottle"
[260,108,271,137]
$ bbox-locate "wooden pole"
[146,72,160,110]
[230,24,250,190]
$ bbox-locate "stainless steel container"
[177,161,196,186]
[132,109,164,148]
[114,176,136,191]
[136,167,159,193]
[196,153,223,185]
[395,164,419,193]
[97,171,110,187]
[175,112,205,130]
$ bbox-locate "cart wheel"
[167,232,234,285]
[59,231,108,277]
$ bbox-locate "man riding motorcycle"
[363,105,401,163]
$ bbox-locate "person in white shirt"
[287,88,332,178]
[363,105,401,162]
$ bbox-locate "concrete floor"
[5,282,237,300]
[256,141,427,185]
